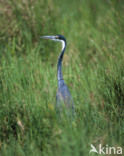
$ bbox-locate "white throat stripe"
[60,40,65,51]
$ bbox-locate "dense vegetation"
[0,0,124,155]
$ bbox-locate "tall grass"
[0,0,124,155]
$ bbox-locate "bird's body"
[41,35,75,117]
[56,80,75,116]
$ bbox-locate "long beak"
[40,35,56,40]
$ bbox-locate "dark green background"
[0,0,124,155]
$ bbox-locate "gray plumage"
[41,35,75,117]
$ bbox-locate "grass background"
[0,0,124,155]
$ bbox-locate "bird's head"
[40,35,66,42]
[40,35,66,50]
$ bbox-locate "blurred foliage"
[0,0,124,155]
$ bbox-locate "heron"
[40,35,75,117]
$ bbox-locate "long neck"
[57,40,66,82]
